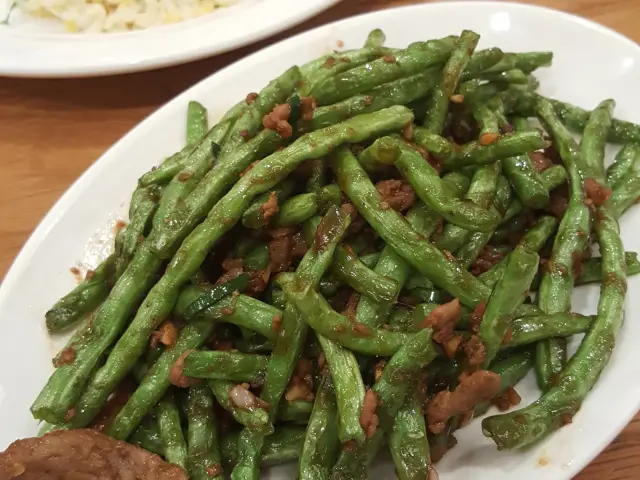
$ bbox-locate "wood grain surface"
[0,0,638,477]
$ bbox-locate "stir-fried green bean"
[25,28,640,480]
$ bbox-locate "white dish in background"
[0,0,341,77]
[1,2,640,479]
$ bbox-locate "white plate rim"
[1,2,639,478]
[0,0,342,77]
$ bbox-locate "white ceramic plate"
[2,2,640,479]
[0,0,341,77]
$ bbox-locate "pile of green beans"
[28,28,640,479]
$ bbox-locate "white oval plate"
[1,2,640,479]
[0,0,341,77]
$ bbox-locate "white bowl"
[1,2,639,479]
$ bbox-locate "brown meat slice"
[261,191,280,224]
[584,178,612,207]
[493,386,522,412]
[375,179,416,212]
[470,246,505,276]
[359,389,379,438]
[463,335,486,367]
[468,301,486,334]
[262,104,293,139]
[267,230,294,274]
[427,370,501,434]
[0,429,187,479]
[528,151,554,172]
[419,298,462,343]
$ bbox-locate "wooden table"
[0,0,638,477]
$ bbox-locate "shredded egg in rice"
[17,0,237,33]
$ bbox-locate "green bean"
[222,426,306,469]
[500,116,549,208]
[306,157,326,193]
[304,70,440,132]
[158,106,411,259]
[356,136,399,174]
[534,97,594,390]
[480,69,528,84]
[231,205,353,479]
[364,28,385,49]
[178,273,250,320]
[130,416,164,456]
[576,252,640,284]
[359,252,382,269]
[138,147,192,187]
[311,37,457,105]
[480,215,558,289]
[261,207,352,409]
[473,103,499,139]
[580,99,615,179]
[187,385,223,479]
[331,327,437,479]
[455,176,512,269]
[45,255,116,334]
[433,162,501,253]
[318,183,342,212]
[156,392,188,470]
[443,131,544,170]
[530,95,640,144]
[502,164,567,223]
[393,139,501,231]
[116,184,163,277]
[482,196,627,450]
[219,66,301,160]
[460,80,509,106]
[299,372,340,480]
[187,101,208,146]
[332,146,491,307]
[278,400,313,424]
[274,193,319,227]
[411,127,456,163]
[68,109,412,431]
[607,144,640,189]
[153,121,231,230]
[507,313,594,347]
[298,47,395,96]
[473,350,533,417]
[459,48,504,81]
[242,179,296,229]
[32,124,284,422]
[317,334,366,443]
[287,284,410,356]
[611,161,640,219]
[175,285,279,341]
[351,245,410,328]
[478,244,539,367]
[353,173,469,328]
[389,387,431,480]
[32,245,164,424]
[36,421,61,437]
[331,246,398,303]
[209,380,272,435]
[483,53,517,73]
[240,243,269,272]
[513,51,553,73]
[182,351,268,382]
[156,130,284,255]
[105,279,248,439]
[424,30,479,133]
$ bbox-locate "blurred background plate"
[0,0,342,77]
